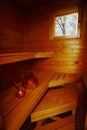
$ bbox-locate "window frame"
[49,6,80,40]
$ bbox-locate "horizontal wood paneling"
[0,0,87,91]
[24,2,87,74]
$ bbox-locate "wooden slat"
[31,86,78,122]
[35,52,53,58]
[49,73,79,87]
[50,115,61,121]
[50,72,59,81]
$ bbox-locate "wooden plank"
[0,69,49,118]
[0,52,53,65]
[49,73,79,88]
[31,86,78,122]
[34,115,75,130]
[0,53,34,65]
[49,72,59,81]
[35,52,53,58]
[0,69,53,117]
[1,70,54,130]
[50,115,61,121]
[3,83,47,130]
[0,69,79,130]
[58,73,65,80]
[0,86,33,118]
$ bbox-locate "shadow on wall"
[0,59,37,93]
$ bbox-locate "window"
[55,12,78,37]
[49,7,80,39]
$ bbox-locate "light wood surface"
[0,70,54,130]
[0,69,79,130]
[49,73,80,87]
[31,86,78,122]
[0,52,53,65]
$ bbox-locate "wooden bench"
[30,85,78,130]
[49,72,80,87]
[0,69,54,130]
[31,86,78,122]
[0,68,80,130]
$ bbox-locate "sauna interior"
[0,0,87,130]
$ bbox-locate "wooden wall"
[24,0,87,74]
[0,1,24,53]
[24,5,50,52]
[0,0,87,92]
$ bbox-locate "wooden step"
[31,86,78,122]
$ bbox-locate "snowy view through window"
[55,12,78,37]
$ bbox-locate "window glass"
[54,12,78,37]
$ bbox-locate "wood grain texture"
[1,0,87,74]
[31,86,78,122]
[0,70,54,130]
[0,52,53,65]
[24,2,87,74]
[49,73,80,87]
[0,68,80,130]
[0,1,87,129]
